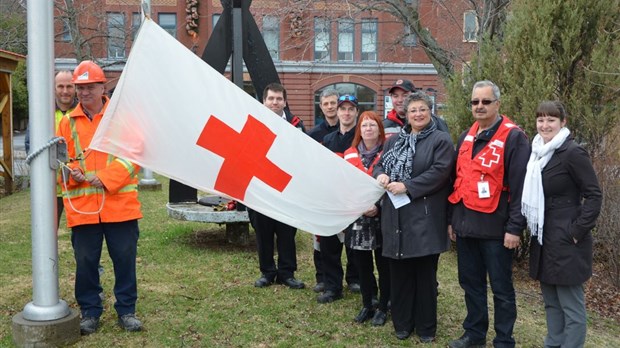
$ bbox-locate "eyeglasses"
[408,108,429,114]
[338,95,358,106]
[469,99,497,106]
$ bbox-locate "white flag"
[89,19,384,236]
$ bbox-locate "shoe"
[448,335,486,348]
[80,316,99,335]
[354,307,375,323]
[371,296,379,308]
[395,331,411,340]
[254,276,273,288]
[277,277,305,289]
[317,290,343,304]
[348,283,361,293]
[118,313,143,332]
[99,291,105,301]
[313,282,325,293]
[370,310,387,326]
[419,336,435,343]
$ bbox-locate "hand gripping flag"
[89,19,385,236]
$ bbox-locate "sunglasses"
[338,95,358,105]
[469,99,497,106]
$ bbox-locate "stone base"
[12,309,80,347]
[138,182,162,191]
[226,222,250,245]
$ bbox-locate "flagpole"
[12,0,80,345]
[137,0,162,191]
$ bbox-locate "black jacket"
[323,128,355,155]
[308,121,338,143]
[450,116,530,239]
[529,137,602,285]
[373,128,454,259]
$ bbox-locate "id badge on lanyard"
[478,174,491,199]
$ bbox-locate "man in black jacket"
[447,80,530,348]
[250,83,305,290]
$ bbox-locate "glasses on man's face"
[469,99,497,107]
[408,108,429,114]
[338,95,358,105]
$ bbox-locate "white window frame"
[314,17,331,61]
[262,15,280,61]
[361,19,377,62]
[338,18,354,62]
[463,11,478,42]
[107,12,125,59]
[158,13,177,38]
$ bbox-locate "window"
[314,17,331,61]
[262,15,280,60]
[403,25,417,47]
[361,19,377,62]
[131,12,141,41]
[61,19,72,42]
[159,13,177,38]
[463,11,478,42]
[314,83,376,123]
[338,19,354,62]
[107,12,125,59]
[212,14,220,29]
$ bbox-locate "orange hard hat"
[72,60,107,84]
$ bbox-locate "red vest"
[448,116,519,213]
[344,146,381,176]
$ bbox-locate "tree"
[447,0,620,270]
[0,0,27,55]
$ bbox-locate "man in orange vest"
[57,60,143,335]
[447,80,530,348]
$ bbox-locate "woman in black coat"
[374,92,453,343]
[522,101,602,348]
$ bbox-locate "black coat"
[529,138,602,285]
[373,128,454,259]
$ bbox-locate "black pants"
[313,249,323,283]
[390,254,439,337]
[353,248,388,311]
[249,210,297,281]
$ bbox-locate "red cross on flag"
[89,19,384,236]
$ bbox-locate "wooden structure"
[0,49,26,195]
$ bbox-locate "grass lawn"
[1,176,618,347]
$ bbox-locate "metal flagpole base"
[12,307,80,347]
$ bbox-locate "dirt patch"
[514,261,620,323]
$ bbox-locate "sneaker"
[118,313,143,332]
[80,316,99,335]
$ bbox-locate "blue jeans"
[457,236,516,347]
[72,220,139,318]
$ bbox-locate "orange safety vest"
[55,107,74,197]
[448,116,519,213]
[57,96,142,228]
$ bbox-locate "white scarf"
[521,127,570,245]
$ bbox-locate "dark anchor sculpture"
[170,0,286,204]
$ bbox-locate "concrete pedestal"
[12,309,80,347]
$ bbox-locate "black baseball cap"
[388,79,415,94]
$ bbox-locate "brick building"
[54,0,478,128]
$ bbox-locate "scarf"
[381,120,437,181]
[521,127,570,245]
[358,142,382,169]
